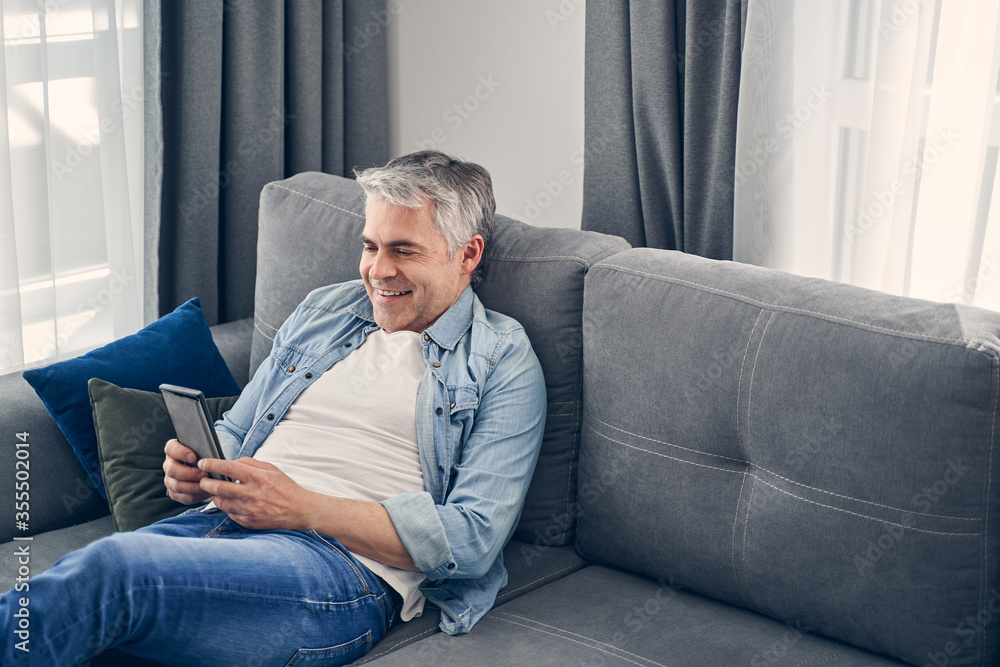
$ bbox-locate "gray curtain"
[582,0,746,259]
[144,0,388,325]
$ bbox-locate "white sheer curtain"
[735,0,1000,310]
[1,0,142,375]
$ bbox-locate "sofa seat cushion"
[351,541,586,665]
[357,566,906,666]
[1,514,115,593]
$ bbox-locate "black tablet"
[159,384,229,481]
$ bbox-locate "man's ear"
[458,234,485,277]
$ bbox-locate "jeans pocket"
[282,630,372,666]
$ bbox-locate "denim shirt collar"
[346,284,475,350]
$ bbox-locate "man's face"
[360,199,482,333]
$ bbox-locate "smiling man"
[0,151,547,666]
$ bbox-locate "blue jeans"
[1,508,396,666]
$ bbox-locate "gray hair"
[354,150,496,286]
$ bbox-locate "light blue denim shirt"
[214,280,546,635]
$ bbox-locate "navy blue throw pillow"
[22,298,241,498]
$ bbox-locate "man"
[1,151,547,666]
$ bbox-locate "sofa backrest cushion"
[252,172,629,546]
[577,248,1000,667]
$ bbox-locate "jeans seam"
[205,517,244,538]
[308,531,371,595]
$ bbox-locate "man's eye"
[396,250,413,257]
[363,246,376,253]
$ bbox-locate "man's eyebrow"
[360,235,425,249]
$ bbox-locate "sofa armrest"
[0,371,109,542]
[211,317,253,389]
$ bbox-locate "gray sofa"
[3,172,999,667]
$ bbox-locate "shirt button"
[423,334,430,341]
[447,563,456,570]
[433,362,441,368]
[438,465,445,473]
[450,402,456,409]
[266,413,275,421]
[288,365,295,372]
[305,372,313,379]
[435,407,443,415]
[344,342,352,348]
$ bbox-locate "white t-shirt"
[253,328,427,621]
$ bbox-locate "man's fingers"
[197,456,268,483]
[197,457,245,479]
[166,477,204,495]
[199,476,247,500]
[163,456,206,483]
[164,473,212,505]
[233,457,273,471]
[164,438,198,464]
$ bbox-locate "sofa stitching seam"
[584,424,744,475]
[755,477,979,536]
[253,320,276,342]
[753,465,979,521]
[492,612,665,666]
[351,627,438,664]
[732,471,750,604]
[490,253,593,268]
[588,419,978,520]
[497,564,581,600]
[741,476,758,593]
[268,183,365,219]
[747,312,775,461]
[589,415,745,463]
[255,313,280,332]
[737,310,765,459]
[594,264,981,347]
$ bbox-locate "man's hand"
[197,457,311,531]
[162,439,214,505]
[198,457,419,570]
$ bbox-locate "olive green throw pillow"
[87,378,240,532]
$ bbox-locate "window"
[1,0,142,374]
[735,0,1000,310]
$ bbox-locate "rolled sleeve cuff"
[216,428,242,461]
[382,491,457,578]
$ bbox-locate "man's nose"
[368,251,396,281]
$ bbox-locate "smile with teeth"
[376,288,411,297]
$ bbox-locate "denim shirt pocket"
[448,385,479,415]
[271,345,319,375]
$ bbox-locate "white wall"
[386,0,585,229]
